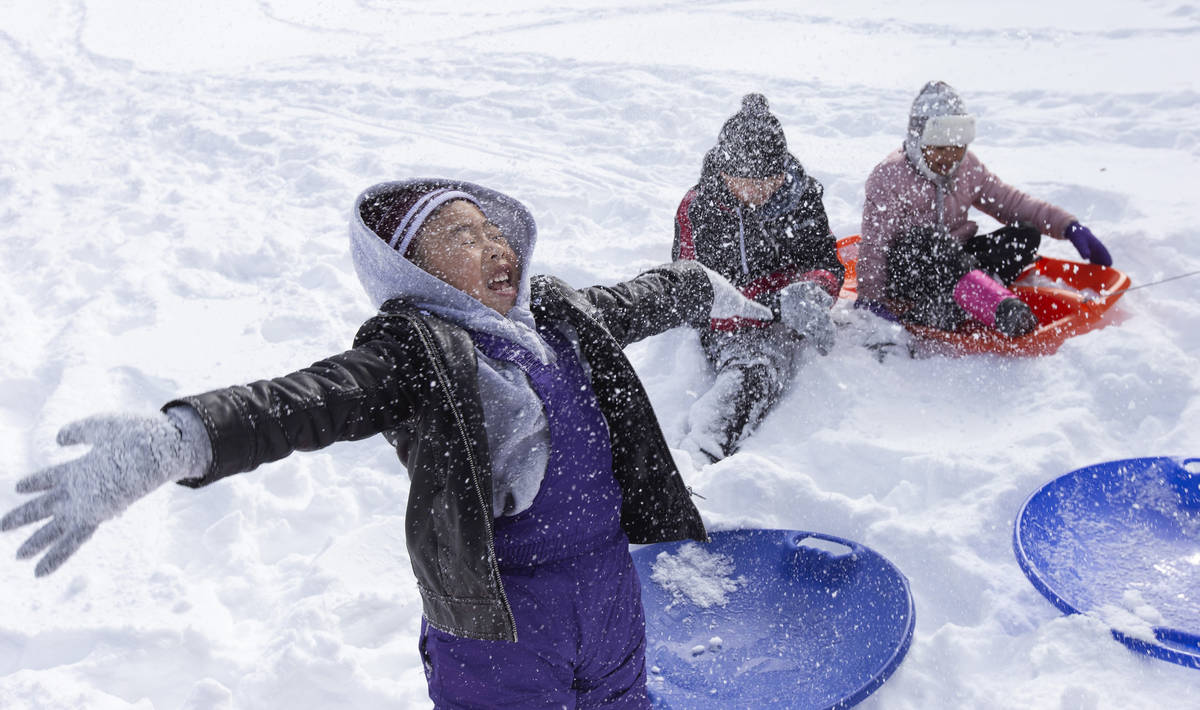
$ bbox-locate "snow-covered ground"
[1,1,1198,707]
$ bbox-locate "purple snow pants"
[420,540,649,709]
[419,324,651,708]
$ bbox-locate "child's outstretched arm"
[4,320,434,576]
[167,335,425,488]
[571,260,771,348]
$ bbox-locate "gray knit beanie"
[713,93,789,178]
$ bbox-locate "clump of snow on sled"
[649,542,745,609]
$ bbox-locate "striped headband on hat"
[388,188,482,255]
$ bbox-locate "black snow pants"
[885,224,1040,329]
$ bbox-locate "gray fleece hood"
[349,178,551,361]
[903,81,975,182]
[350,178,561,517]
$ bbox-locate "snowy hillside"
[1,1,1198,708]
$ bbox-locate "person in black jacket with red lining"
[673,94,845,463]
[2,178,773,708]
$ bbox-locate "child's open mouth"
[487,265,516,293]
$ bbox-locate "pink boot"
[953,270,1037,337]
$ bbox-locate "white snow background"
[2,1,1198,708]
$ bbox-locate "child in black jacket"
[673,95,845,462]
[3,178,771,708]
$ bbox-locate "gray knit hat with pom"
[713,93,789,178]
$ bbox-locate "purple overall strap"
[472,326,625,568]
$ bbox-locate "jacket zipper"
[408,316,518,641]
[736,206,750,274]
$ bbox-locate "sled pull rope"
[1088,268,1200,302]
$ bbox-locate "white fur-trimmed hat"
[921,114,976,147]
[907,80,976,147]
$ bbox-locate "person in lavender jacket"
[1,178,773,708]
[858,81,1113,337]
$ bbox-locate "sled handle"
[1171,458,1200,510]
[784,531,862,560]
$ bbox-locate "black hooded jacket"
[673,151,845,327]
[168,264,711,642]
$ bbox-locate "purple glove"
[1066,222,1112,266]
[854,298,900,323]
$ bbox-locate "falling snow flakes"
[649,543,745,608]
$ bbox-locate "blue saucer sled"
[632,529,915,709]
[1014,456,1200,669]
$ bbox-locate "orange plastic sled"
[835,235,1131,357]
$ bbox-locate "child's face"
[721,172,785,207]
[921,145,967,176]
[408,200,521,314]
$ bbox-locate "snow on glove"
[1,407,212,577]
[1066,222,1112,267]
[779,280,836,355]
[700,265,773,321]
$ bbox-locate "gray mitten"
[1,407,212,576]
[701,265,773,321]
[779,280,836,355]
